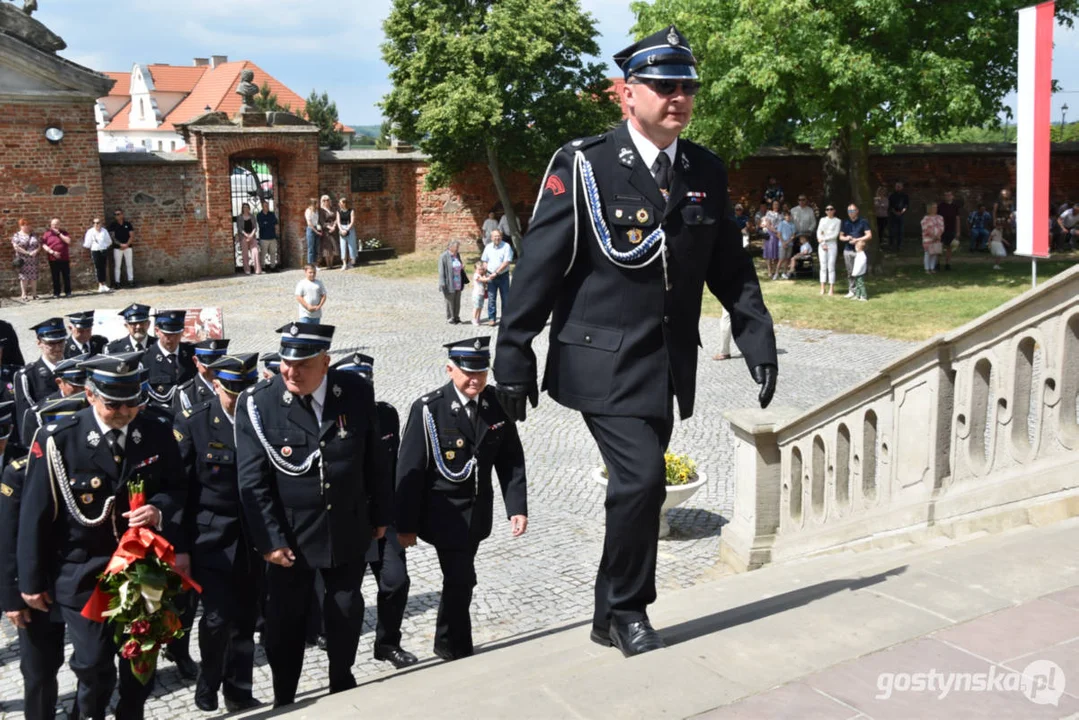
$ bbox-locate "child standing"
[777,211,796,279]
[761,217,780,279]
[852,238,869,301]
[471,260,489,326]
[989,220,1011,270]
[921,202,944,274]
[295,263,327,322]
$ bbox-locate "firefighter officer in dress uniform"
[17,353,190,720]
[1,396,86,720]
[493,26,778,657]
[142,310,196,416]
[63,311,108,358]
[105,304,157,355]
[20,354,90,446]
[173,353,261,713]
[396,337,528,661]
[173,339,230,414]
[13,318,67,444]
[329,351,418,669]
[235,322,393,707]
[260,352,281,378]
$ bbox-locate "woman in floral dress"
[11,218,40,300]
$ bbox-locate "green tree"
[633,0,1079,272]
[380,0,621,250]
[304,90,346,150]
[253,81,291,113]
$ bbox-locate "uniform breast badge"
[456,438,465,448]
[90,477,102,489]
[87,430,101,447]
[627,228,643,244]
[636,208,650,224]
[80,493,95,505]
[282,390,293,405]
[281,446,292,457]
[131,428,142,445]
[445,450,456,460]
[615,208,624,219]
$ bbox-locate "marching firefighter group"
[0,305,527,719]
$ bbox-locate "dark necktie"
[299,394,316,419]
[466,400,479,433]
[106,429,124,465]
[651,152,672,195]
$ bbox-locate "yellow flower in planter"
[602,453,698,486]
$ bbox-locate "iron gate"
[230,157,279,270]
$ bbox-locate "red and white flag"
[1015,1,1054,259]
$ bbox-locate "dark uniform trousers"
[396,382,528,659]
[367,530,410,650]
[173,399,258,700]
[1,457,68,720]
[17,407,187,720]
[236,371,392,705]
[493,121,777,628]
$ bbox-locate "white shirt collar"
[93,410,128,445]
[199,373,215,392]
[452,384,477,410]
[41,356,59,372]
[627,121,677,174]
[310,375,328,411]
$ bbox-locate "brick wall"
[1,100,105,294]
[318,160,535,254]
[726,145,1079,235]
[99,156,207,284]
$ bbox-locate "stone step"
[272,517,1079,719]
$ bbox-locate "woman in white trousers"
[816,205,841,296]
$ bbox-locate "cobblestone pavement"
[0,270,915,717]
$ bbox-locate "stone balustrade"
[721,264,1079,572]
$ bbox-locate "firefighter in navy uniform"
[1,397,85,720]
[173,353,261,712]
[493,26,778,657]
[260,352,281,378]
[20,354,90,446]
[235,322,393,707]
[330,352,418,668]
[142,310,196,416]
[17,353,189,720]
[0,318,26,367]
[63,311,108,358]
[396,337,528,661]
[104,304,158,355]
[173,339,229,414]
[13,318,67,445]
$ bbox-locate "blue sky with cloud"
[39,0,1079,130]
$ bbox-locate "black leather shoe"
[433,644,472,662]
[316,634,328,651]
[609,618,666,658]
[374,645,419,669]
[589,625,612,647]
[164,649,199,680]
[223,696,262,712]
[193,690,218,712]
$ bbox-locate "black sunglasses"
[102,398,143,410]
[633,78,701,97]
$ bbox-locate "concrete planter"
[354,247,397,264]
[591,467,708,538]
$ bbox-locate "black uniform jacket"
[64,334,108,358]
[104,335,158,356]
[21,391,84,447]
[494,121,777,420]
[173,374,216,415]
[16,406,187,608]
[0,455,29,612]
[14,359,57,439]
[396,382,527,550]
[0,320,25,366]
[235,371,393,569]
[175,399,251,572]
[365,399,400,564]
[143,343,197,411]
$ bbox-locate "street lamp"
[1063,103,1070,140]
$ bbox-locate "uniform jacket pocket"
[557,322,623,352]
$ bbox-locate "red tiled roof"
[146,64,207,93]
[101,60,353,135]
[161,60,352,133]
[609,77,629,119]
[103,101,132,132]
[104,71,130,97]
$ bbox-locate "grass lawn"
[703,253,1078,341]
[359,246,1078,342]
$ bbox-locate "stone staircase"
[269,516,1079,719]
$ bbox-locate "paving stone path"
[0,269,914,717]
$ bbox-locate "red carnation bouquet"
[81,479,201,684]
